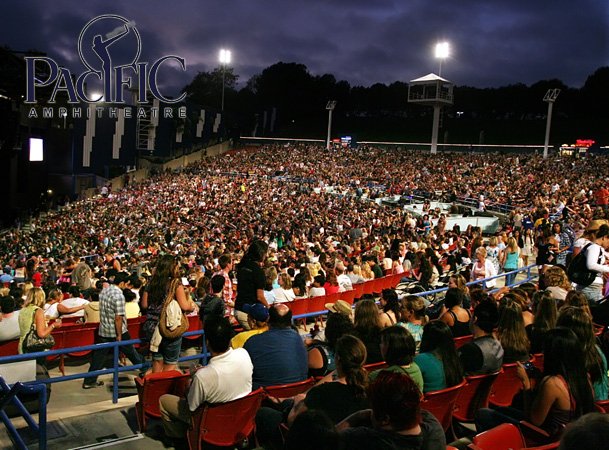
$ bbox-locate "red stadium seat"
[362,279,375,296]
[352,283,365,301]
[339,289,355,306]
[454,335,473,349]
[489,358,534,408]
[596,399,609,413]
[364,361,388,373]
[287,299,308,331]
[420,379,466,432]
[453,370,502,424]
[135,370,190,432]
[263,377,315,399]
[0,339,19,357]
[183,314,203,340]
[531,353,544,373]
[372,277,385,296]
[187,388,266,450]
[468,423,525,450]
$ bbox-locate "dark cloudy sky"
[2,0,607,97]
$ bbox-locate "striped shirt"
[99,285,127,338]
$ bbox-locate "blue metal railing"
[0,376,47,450]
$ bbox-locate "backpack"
[567,243,598,287]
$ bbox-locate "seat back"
[595,399,609,413]
[0,339,19,357]
[64,326,97,357]
[490,360,531,408]
[453,371,501,423]
[362,279,376,296]
[364,361,388,373]
[420,379,466,432]
[188,388,266,449]
[454,334,473,349]
[372,277,385,296]
[264,377,315,399]
[288,298,309,316]
[391,273,403,288]
[135,370,189,420]
[382,275,393,291]
[352,283,365,301]
[470,423,525,450]
[183,315,203,340]
[47,329,64,362]
[307,295,327,315]
[340,289,355,306]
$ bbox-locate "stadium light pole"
[435,42,449,77]
[326,101,337,150]
[219,49,231,112]
[542,88,560,159]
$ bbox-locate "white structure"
[408,74,454,154]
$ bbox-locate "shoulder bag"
[159,278,189,339]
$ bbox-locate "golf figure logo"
[26,14,186,104]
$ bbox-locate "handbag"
[567,243,597,287]
[24,322,55,353]
[159,278,189,339]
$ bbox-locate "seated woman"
[369,325,424,394]
[560,290,592,318]
[273,273,296,303]
[255,335,370,450]
[557,306,608,401]
[542,266,571,303]
[353,299,384,364]
[378,289,400,327]
[415,321,464,393]
[439,288,472,338]
[323,269,340,295]
[476,327,596,436]
[292,273,308,300]
[497,300,531,364]
[397,295,427,352]
[526,290,557,354]
[307,313,354,377]
[504,291,535,328]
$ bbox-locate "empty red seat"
[489,358,535,408]
[453,370,502,423]
[263,377,315,399]
[420,379,466,432]
[135,370,190,432]
[468,423,525,450]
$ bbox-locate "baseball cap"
[325,299,352,316]
[242,303,269,322]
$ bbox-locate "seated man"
[458,301,503,376]
[57,286,88,318]
[231,303,269,349]
[0,296,20,341]
[244,304,308,389]
[159,316,253,439]
[337,370,445,450]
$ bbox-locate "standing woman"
[574,224,609,305]
[19,287,62,366]
[234,240,269,330]
[141,255,196,373]
[520,228,535,267]
[501,237,520,286]
[486,236,502,275]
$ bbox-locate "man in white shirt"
[58,286,89,318]
[335,261,353,292]
[0,296,20,341]
[159,316,253,439]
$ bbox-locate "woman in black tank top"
[440,288,472,338]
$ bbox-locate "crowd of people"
[1,144,609,449]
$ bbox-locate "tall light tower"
[326,101,337,150]
[542,88,560,159]
[219,49,231,112]
[435,42,449,77]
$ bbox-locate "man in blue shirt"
[244,304,308,389]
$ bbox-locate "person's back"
[200,275,226,324]
[458,301,503,376]
[243,304,308,389]
[0,296,20,341]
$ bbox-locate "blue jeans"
[152,336,182,365]
[577,284,603,306]
[83,331,143,385]
[504,268,517,286]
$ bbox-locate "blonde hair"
[507,237,518,253]
[475,247,487,259]
[352,265,362,276]
[25,287,46,308]
[0,288,9,297]
[361,262,374,280]
[489,236,498,247]
[278,272,292,289]
[544,266,571,291]
[22,282,33,297]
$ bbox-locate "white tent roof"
[409,73,451,83]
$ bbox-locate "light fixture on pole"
[435,42,449,77]
[219,49,231,112]
[326,101,337,150]
[542,88,560,159]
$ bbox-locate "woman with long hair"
[234,240,269,330]
[360,262,374,281]
[378,288,400,327]
[369,326,423,393]
[289,335,369,425]
[557,307,608,401]
[273,272,296,303]
[18,287,62,366]
[439,288,472,338]
[141,254,196,373]
[561,290,592,318]
[502,237,520,286]
[398,295,428,352]
[353,299,383,364]
[486,236,502,275]
[415,320,464,393]
[520,228,535,267]
[307,313,354,377]
[503,291,535,327]
[476,327,596,435]
[323,268,340,295]
[497,300,531,364]
[542,266,571,303]
[527,290,557,354]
